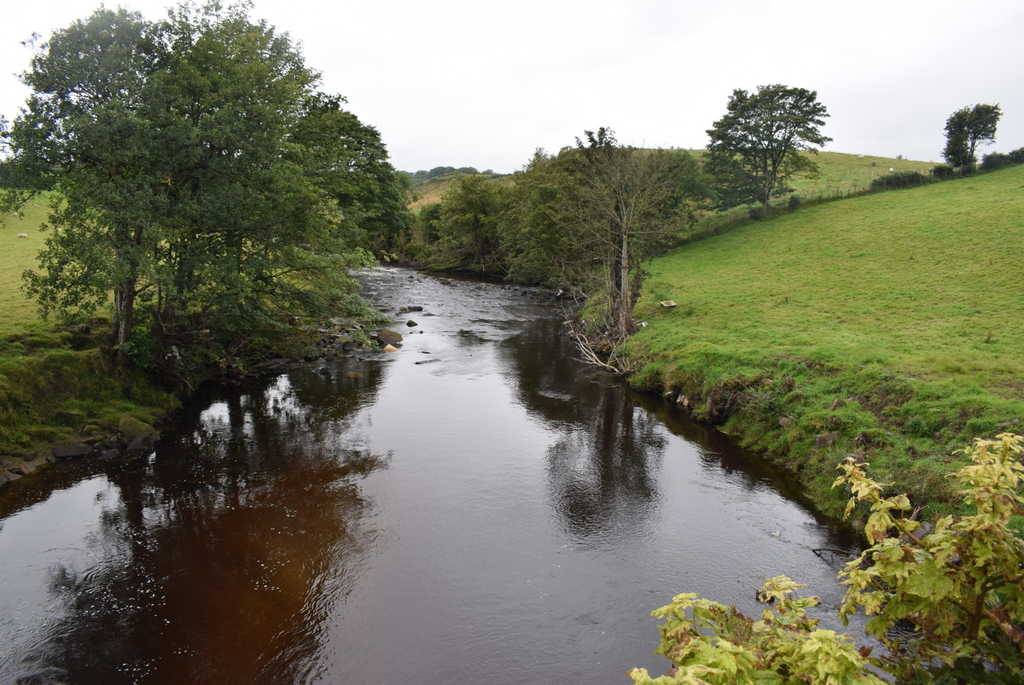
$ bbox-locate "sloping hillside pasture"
[788,151,936,199]
[628,164,1024,514]
[1,199,49,333]
[685,151,939,234]
[407,152,937,213]
[408,175,452,209]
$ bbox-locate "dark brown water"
[0,267,859,684]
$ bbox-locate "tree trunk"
[113,278,137,356]
[616,231,633,341]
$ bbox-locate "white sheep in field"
[17,233,28,239]
[889,167,895,172]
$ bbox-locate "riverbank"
[618,165,1024,519]
[0,314,403,490]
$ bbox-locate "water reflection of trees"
[497,319,665,544]
[27,367,389,684]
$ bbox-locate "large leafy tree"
[504,129,712,344]
[942,103,1002,171]
[705,84,830,209]
[290,92,412,258]
[501,149,588,288]
[1,2,402,369]
[427,174,511,274]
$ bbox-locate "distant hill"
[401,166,491,189]
[407,174,457,209]
[404,169,507,209]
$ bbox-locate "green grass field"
[627,164,1024,514]
[1,199,49,332]
[682,151,939,235]
[789,151,936,198]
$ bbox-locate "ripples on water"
[0,268,859,684]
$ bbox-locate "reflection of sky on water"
[0,476,114,680]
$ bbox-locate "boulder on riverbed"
[254,357,292,375]
[373,329,403,347]
[127,430,160,454]
[814,431,840,449]
[119,414,154,439]
[52,441,93,460]
[8,461,37,476]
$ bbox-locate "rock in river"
[373,329,403,347]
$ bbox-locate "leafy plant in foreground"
[836,433,1024,683]
[632,434,1024,684]
[628,575,883,685]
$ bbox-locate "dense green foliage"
[420,173,510,273]
[942,104,1002,171]
[413,130,712,342]
[625,164,1024,513]
[533,129,712,341]
[631,436,1024,684]
[868,170,930,190]
[705,85,830,209]
[0,2,407,374]
[981,147,1024,171]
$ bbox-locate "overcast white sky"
[2,0,1022,173]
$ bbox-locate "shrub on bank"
[870,170,930,190]
[981,148,1024,170]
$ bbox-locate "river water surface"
[0,267,860,684]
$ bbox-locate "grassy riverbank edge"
[0,337,180,486]
[617,344,1024,520]
[615,166,1024,520]
[0,318,391,489]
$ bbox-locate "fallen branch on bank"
[565,319,624,374]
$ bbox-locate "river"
[0,267,860,684]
